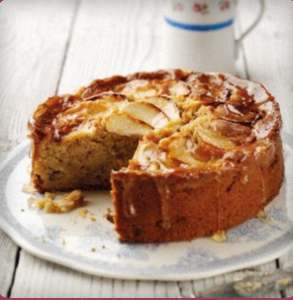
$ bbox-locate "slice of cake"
[29,70,284,242]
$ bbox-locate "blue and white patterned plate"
[0,139,293,281]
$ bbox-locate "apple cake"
[29,69,284,243]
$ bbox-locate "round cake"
[29,69,284,243]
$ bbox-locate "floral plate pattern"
[0,136,293,281]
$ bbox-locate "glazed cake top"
[29,69,282,172]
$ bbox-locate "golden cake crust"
[29,69,284,242]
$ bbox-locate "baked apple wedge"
[105,113,152,136]
[122,102,169,129]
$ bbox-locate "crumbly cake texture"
[29,69,284,243]
[28,190,84,213]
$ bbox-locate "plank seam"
[6,247,21,298]
[276,259,286,298]
[55,0,80,95]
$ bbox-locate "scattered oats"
[90,216,97,222]
[78,209,88,218]
[62,239,66,245]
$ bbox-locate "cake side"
[109,70,284,243]
[28,69,284,244]
[112,137,284,243]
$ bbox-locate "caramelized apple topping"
[30,70,279,170]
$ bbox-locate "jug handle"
[235,0,265,57]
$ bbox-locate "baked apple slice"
[153,80,190,97]
[122,102,169,129]
[214,104,258,123]
[105,113,153,136]
[59,101,109,120]
[213,119,251,137]
[98,93,129,109]
[141,96,181,121]
[115,79,157,100]
[133,141,163,166]
[158,135,206,166]
[196,124,235,149]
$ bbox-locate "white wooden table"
[1,0,293,297]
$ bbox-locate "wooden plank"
[11,251,91,298]
[113,280,138,298]
[0,0,77,297]
[58,0,165,94]
[3,0,291,297]
[0,232,18,297]
[0,0,78,151]
[279,249,293,298]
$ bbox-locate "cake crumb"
[104,208,114,223]
[90,216,97,222]
[28,190,84,213]
[62,239,66,245]
[22,182,37,194]
[27,197,36,207]
[212,230,227,242]
[257,209,275,225]
[78,208,88,218]
[91,247,96,252]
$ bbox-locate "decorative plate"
[0,136,293,281]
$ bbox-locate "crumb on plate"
[28,190,84,213]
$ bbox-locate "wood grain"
[0,0,78,158]
[0,232,18,297]
[58,0,165,95]
[0,0,292,298]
